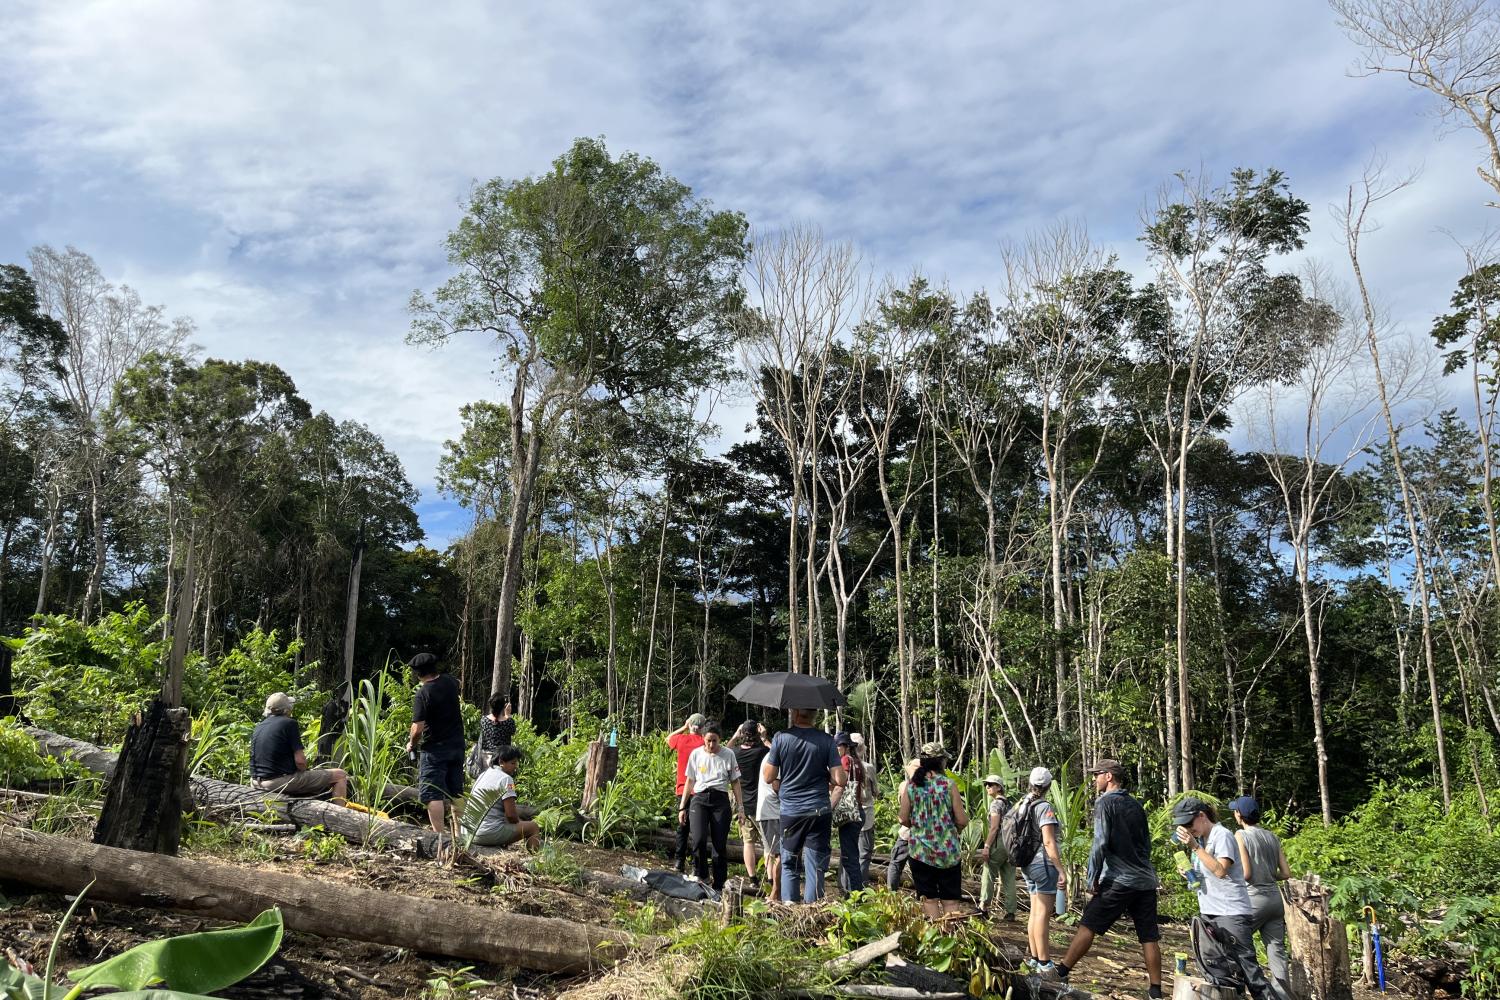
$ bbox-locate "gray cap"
[264,692,294,716]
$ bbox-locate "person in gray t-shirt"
[1230,795,1292,1000]
[1173,797,1285,1000]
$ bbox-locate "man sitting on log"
[470,746,541,850]
[250,692,349,803]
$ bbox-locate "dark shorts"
[909,857,963,901]
[1081,881,1161,942]
[418,751,464,803]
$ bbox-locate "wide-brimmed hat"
[918,741,948,759]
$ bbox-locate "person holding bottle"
[1173,797,1285,1000]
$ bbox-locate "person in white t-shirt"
[1173,797,1284,1000]
[469,746,540,850]
[678,722,746,890]
[755,752,781,898]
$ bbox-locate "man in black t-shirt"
[250,692,349,802]
[406,653,465,833]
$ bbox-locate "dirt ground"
[0,796,1448,1000]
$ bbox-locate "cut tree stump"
[580,739,619,814]
[0,826,652,975]
[92,699,191,855]
[1285,877,1353,1000]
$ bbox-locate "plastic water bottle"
[608,727,618,748]
[1055,885,1067,916]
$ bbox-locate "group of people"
[666,711,1292,1000]
[248,653,540,852]
[666,708,882,900]
[251,663,1291,999]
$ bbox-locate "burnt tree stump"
[92,698,192,855]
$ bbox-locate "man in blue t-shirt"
[762,707,846,903]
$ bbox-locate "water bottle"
[1055,885,1067,916]
[1174,953,1188,976]
[608,727,618,748]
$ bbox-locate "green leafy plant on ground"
[671,911,834,1000]
[334,669,407,824]
[1,884,283,1000]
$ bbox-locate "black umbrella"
[729,671,846,711]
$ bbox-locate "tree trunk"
[1285,878,1354,1000]
[580,739,620,814]
[0,827,647,975]
[33,481,60,618]
[91,699,191,854]
[492,402,545,699]
[82,464,106,622]
[341,532,364,689]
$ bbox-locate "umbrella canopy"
[729,671,846,711]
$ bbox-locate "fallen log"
[0,826,650,975]
[30,726,710,918]
[825,932,903,979]
[29,726,453,858]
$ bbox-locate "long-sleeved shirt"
[1086,788,1159,891]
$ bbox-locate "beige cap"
[264,692,295,716]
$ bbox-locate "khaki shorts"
[254,769,337,798]
[472,822,523,847]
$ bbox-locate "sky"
[1,1,1493,548]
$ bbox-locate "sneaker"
[1035,962,1060,982]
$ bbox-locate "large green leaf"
[67,909,282,995]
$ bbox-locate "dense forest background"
[4,3,1500,833]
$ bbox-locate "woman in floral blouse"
[898,741,969,919]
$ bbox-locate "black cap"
[410,652,441,676]
[1171,795,1211,826]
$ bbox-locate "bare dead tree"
[1253,264,1426,823]
[1340,164,1455,809]
[738,225,866,674]
[1004,222,1120,735]
[1332,0,1500,205]
[27,246,192,621]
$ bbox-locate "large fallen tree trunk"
[0,826,650,975]
[30,726,452,858]
[28,726,709,917]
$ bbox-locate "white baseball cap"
[1029,766,1054,788]
[264,692,295,716]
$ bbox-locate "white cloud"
[1,0,1494,541]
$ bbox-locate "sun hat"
[918,741,948,759]
[982,773,1004,787]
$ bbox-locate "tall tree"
[410,138,749,699]
[1135,168,1313,792]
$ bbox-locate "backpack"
[1002,794,1045,864]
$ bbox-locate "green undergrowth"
[670,909,835,1000]
[1286,783,1500,996]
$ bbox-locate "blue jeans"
[779,811,832,903]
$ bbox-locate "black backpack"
[1002,794,1045,863]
